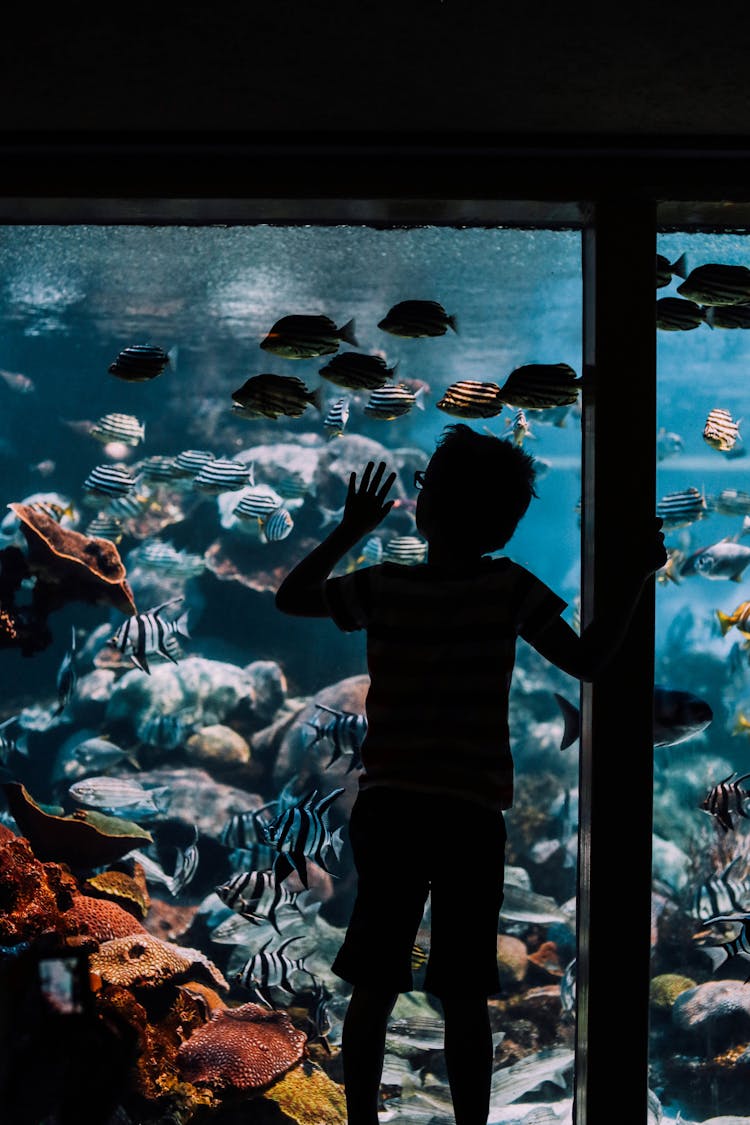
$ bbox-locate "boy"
[275,424,666,1125]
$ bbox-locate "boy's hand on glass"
[647,517,668,576]
[340,461,396,537]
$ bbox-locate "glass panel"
[0,223,581,1124]
[653,232,750,1124]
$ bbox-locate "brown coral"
[0,834,77,945]
[60,892,148,945]
[83,865,151,919]
[89,933,228,992]
[264,1062,346,1125]
[177,1002,307,1092]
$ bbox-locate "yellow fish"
[717,601,750,636]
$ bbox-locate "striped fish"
[232,484,284,521]
[68,776,170,816]
[232,373,323,420]
[53,626,77,717]
[700,915,750,973]
[692,857,750,921]
[90,413,145,447]
[260,314,358,359]
[139,712,188,749]
[134,540,206,578]
[656,251,688,288]
[505,408,534,446]
[106,491,150,519]
[173,450,216,477]
[131,829,199,897]
[357,536,383,565]
[108,595,189,674]
[138,455,183,482]
[703,408,742,453]
[235,933,315,1001]
[436,380,504,419]
[108,343,173,382]
[261,507,294,543]
[656,297,707,331]
[216,857,317,934]
[275,470,312,500]
[717,601,750,636]
[193,458,254,494]
[677,263,750,306]
[383,535,428,565]
[320,352,394,391]
[364,383,425,420]
[306,703,366,771]
[712,488,750,516]
[0,716,28,765]
[705,304,750,329]
[83,464,138,500]
[655,486,707,529]
[84,514,123,542]
[498,363,581,410]
[254,787,346,888]
[560,958,577,1013]
[378,299,457,338]
[323,397,350,439]
[700,772,750,832]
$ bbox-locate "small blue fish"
[53,626,77,717]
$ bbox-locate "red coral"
[60,893,148,945]
[177,1002,307,1091]
[0,835,77,945]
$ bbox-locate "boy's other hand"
[340,461,397,538]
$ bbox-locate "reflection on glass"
[0,224,581,1123]
[654,233,750,1124]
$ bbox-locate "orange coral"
[89,933,228,992]
[0,834,77,945]
[84,866,151,919]
[60,892,148,945]
[177,1002,307,1091]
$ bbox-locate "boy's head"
[415,423,538,554]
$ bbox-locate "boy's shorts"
[331,786,507,999]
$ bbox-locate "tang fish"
[235,933,315,1001]
[364,383,426,420]
[254,787,346,889]
[261,507,294,543]
[232,374,323,419]
[90,413,146,447]
[705,304,750,329]
[53,626,77,717]
[703,408,742,453]
[68,775,171,816]
[260,314,358,359]
[306,703,366,771]
[382,535,428,565]
[83,464,138,500]
[108,596,190,674]
[193,458,254,494]
[656,252,688,288]
[655,297,707,331]
[319,352,394,391]
[701,772,750,833]
[323,397,350,439]
[554,686,713,750]
[108,344,174,382]
[677,263,750,306]
[716,600,750,636]
[172,450,217,477]
[377,300,457,338]
[681,538,750,581]
[436,380,504,419]
[498,363,581,410]
[655,486,707,529]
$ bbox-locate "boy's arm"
[528,518,667,682]
[275,461,396,617]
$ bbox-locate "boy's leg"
[341,984,399,1125]
[441,989,494,1125]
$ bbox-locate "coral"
[264,1061,346,1125]
[90,933,229,992]
[60,892,148,945]
[84,865,151,919]
[650,972,697,1011]
[0,834,77,945]
[177,1002,307,1092]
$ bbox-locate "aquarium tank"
[0,223,584,1125]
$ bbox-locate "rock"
[73,668,117,721]
[185,724,251,767]
[127,766,264,840]
[496,933,528,987]
[245,659,288,723]
[673,979,750,1048]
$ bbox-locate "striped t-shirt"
[325,557,566,810]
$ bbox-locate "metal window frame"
[3,132,750,1125]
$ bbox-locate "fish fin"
[167,346,179,370]
[130,653,151,674]
[309,385,324,414]
[330,825,346,861]
[296,890,321,920]
[553,692,580,750]
[150,787,172,812]
[338,319,358,348]
[700,945,730,972]
[414,386,427,411]
[273,852,295,885]
[732,573,744,582]
[717,610,734,635]
[15,734,29,757]
[174,611,190,639]
[671,252,688,279]
[125,750,141,769]
[447,314,459,334]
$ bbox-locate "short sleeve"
[324,567,377,633]
[512,565,567,641]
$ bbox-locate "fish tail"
[167,346,179,370]
[554,692,580,750]
[717,610,734,635]
[671,252,689,279]
[703,307,714,330]
[414,386,427,411]
[700,945,730,972]
[447,314,459,334]
[330,825,346,861]
[309,385,324,414]
[174,611,190,639]
[338,319,358,348]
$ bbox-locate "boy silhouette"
[275,423,666,1125]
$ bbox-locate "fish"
[275,471,313,501]
[382,535,428,565]
[90,413,146,447]
[364,383,426,420]
[108,344,174,382]
[306,703,366,771]
[53,626,77,717]
[681,537,750,581]
[716,600,750,636]
[656,251,688,288]
[84,514,123,543]
[261,507,294,543]
[51,734,137,785]
[130,829,199,897]
[319,352,395,391]
[656,548,684,586]
[138,712,189,749]
[560,958,576,1013]
[436,380,504,419]
[29,459,56,477]
[193,458,254,494]
[323,397,350,439]
[733,712,750,737]
[505,408,535,446]
[490,1048,574,1106]
[703,408,742,453]
[232,485,284,523]
[68,776,171,816]
[132,540,206,579]
[29,499,75,524]
[172,450,217,477]
[235,933,315,1001]
[232,374,323,420]
[357,536,383,565]
[655,297,707,331]
[692,857,750,921]
[677,263,750,306]
[655,486,707,529]
[216,859,318,934]
[137,455,182,482]
[498,363,581,410]
[260,314,358,359]
[656,427,684,461]
[712,488,750,516]
[254,787,346,889]
[82,464,138,500]
[554,686,713,750]
[705,304,750,329]
[700,772,750,833]
[0,369,34,394]
[377,300,457,338]
[499,881,573,926]
[0,716,29,765]
[108,596,190,674]
[699,913,750,975]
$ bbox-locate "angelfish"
[53,626,77,717]
[108,597,190,674]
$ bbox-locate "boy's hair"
[424,423,538,550]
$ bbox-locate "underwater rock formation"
[61,891,148,944]
[90,932,228,993]
[0,833,77,945]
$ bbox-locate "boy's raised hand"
[340,461,396,538]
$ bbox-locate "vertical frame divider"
[576,199,656,1124]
